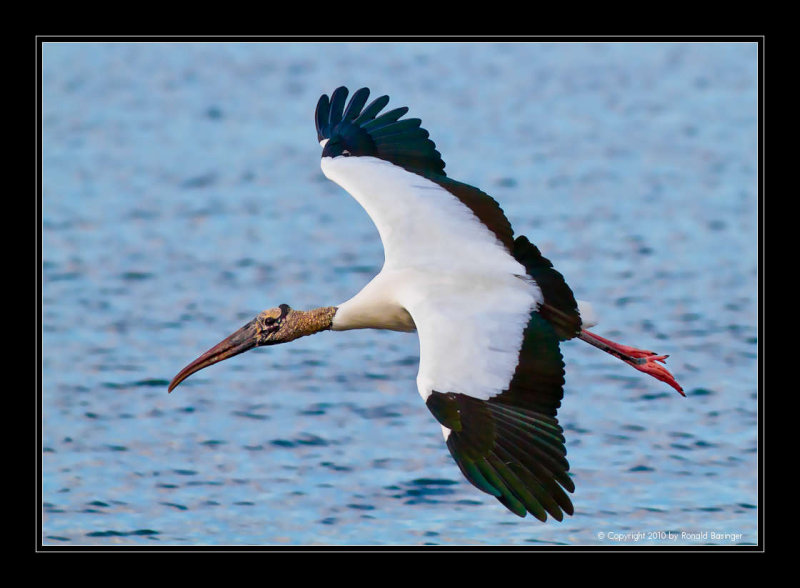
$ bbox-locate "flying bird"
[169,86,683,522]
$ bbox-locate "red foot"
[580,330,685,396]
[625,354,685,396]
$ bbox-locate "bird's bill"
[168,318,260,392]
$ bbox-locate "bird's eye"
[263,317,277,327]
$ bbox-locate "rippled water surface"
[41,41,759,547]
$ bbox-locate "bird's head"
[168,303,300,393]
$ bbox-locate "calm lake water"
[41,41,759,548]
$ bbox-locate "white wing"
[322,155,540,397]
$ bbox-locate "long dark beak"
[168,318,260,393]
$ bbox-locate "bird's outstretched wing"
[421,310,575,521]
[404,239,579,521]
[317,86,583,520]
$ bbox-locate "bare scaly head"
[168,304,337,392]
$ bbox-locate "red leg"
[579,330,685,396]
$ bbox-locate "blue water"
[41,41,759,547]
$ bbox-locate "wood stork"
[169,86,683,522]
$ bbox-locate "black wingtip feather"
[354,95,390,125]
[328,86,348,129]
[362,107,409,132]
[315,94,330,143]
[342,87,370,122]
